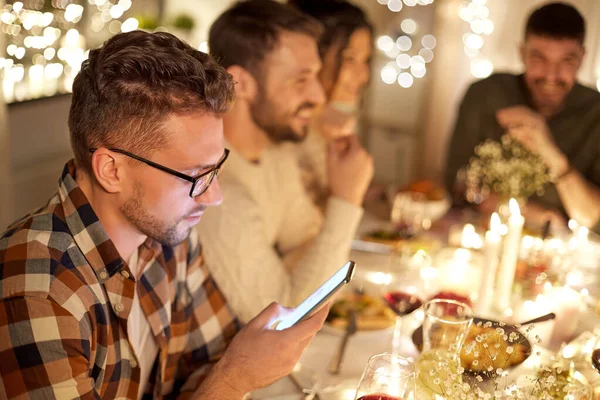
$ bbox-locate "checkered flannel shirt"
[0,161,239,399]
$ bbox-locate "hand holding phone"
[273,261,356,331]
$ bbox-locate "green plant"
[172,14,195,32]
[136,15,159,31]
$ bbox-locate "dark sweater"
[445,73,600,229]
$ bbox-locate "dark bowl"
[411,317,533,378]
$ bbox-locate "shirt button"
[130,359,138,368]
[99,271,108,280]
[121,270,130,279]
[114,303,124,313]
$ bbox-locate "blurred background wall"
[2,0,600,223]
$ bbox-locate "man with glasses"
[196,0,374,324]
[0,31,327,399]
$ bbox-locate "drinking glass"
[391,192,428,235]
[354,353,416,400]
[416,299,473,398]
[422,299,473,357]
[383,249,432,356]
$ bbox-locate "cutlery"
[328,309,357,375]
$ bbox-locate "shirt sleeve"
[169,230,239,399]
[444,83,485,194]
[196,176,362,323]
[0,296,99,400]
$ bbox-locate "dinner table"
[250,202,600,400]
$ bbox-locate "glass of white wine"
[415,299,473,399]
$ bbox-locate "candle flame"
[461,224,482,249]
[577,226,589,241]
[490,212,501,232]
[463,224,475,234]
[509,198,521,217]
[568,219,578,231]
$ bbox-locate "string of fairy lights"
[375,0,497,86]
[460,0,494,79]
[0,0,138,103]
[375,0,436,88]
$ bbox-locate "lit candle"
[496,199,524,311]
[460,224,483,249]
[438,248,481,297]
[476,213,501,316]
[549,286,583,345]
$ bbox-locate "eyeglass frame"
[89,147,229,198]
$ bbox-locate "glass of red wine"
[354,353,415,400]
[382,249,430,356]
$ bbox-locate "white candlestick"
[477,213,501,316]
[550,286,583,345]
[496,199,524,311]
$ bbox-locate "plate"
[411,317,532,377]
[360,230,410,250]
[325,292,396,336]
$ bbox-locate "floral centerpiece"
[417,321,593,399]
[466,135,551,202]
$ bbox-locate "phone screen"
[274,261,355,331]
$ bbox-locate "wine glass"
[354,353,416,400]
[391,191,428,236]
[415,299,473,397]
[383,249,431,356]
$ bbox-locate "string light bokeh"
[459,0,494,78]
[375,0,436,88]
[376,0,434,12]
[0,0,137,103]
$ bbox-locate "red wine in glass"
[383,291,423,316]
[357,394,402,400]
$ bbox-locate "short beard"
[250,86,310,143]
[120,182,189,247]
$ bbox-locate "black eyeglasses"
[89,147,229,198]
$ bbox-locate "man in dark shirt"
[445,2,600,231]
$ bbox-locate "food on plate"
[327,292,396,331]
[361,229,412,247]
[400,180,447,202]
[460,323,529,373]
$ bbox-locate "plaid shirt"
[0,161,239,399]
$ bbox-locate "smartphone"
[274,261,356,331]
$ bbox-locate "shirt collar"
[57,160,156,280]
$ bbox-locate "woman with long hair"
[289,0,374,207]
